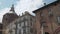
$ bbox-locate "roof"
[33,0,60,13]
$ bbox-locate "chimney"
[44,3,46,6]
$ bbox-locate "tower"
[2,4,19,34]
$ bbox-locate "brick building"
[33,0,60,34]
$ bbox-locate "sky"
[0,0,56,22]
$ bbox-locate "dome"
[2,4,19,24]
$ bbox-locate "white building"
[16,11,35,34]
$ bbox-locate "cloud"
[0,0,43,22]
[15,0,44,15]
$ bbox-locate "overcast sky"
[0,0,56,22]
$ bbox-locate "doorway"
[45,32,49,34]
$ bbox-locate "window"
[41,19,48,28]
[40,11,44,17]
[6,18,8,20]
[25,16,28,19]
[19,23,21,26]
[35,29,37,34]
[31,22,32,26]
[25,21,27,26]
[9,30,13,34]
[19,29,21,34]
[30,28,33,33]
[5,15,8,17]
[49,11,52,14]
[57,16,60,23]
[23,29,26,34]
[48,8,53,16]
[21,17,24,20]
[30,18,32,26]
[24,21,25,26]
[21,22,24,26]
[41,13,44,17]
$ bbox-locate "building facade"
[33,0,60,34]
[16,11,35,34]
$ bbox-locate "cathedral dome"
[2,4,19,25]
